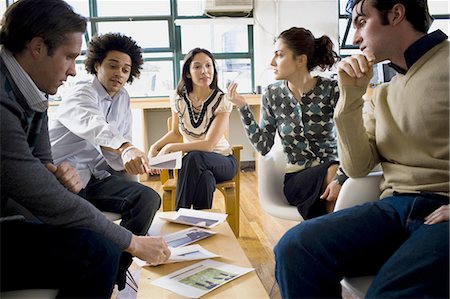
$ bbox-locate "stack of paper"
[135,244,219,266]
[158,208,227,229]
[148,151,182,169]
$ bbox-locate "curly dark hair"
[278,27,340,72]
[84,33,143,84]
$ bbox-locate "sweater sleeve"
[32,113,53,165]
[237,93,277,156]
[0,100,132,250]
[333,85,381,177]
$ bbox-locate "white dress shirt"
[49,76,132,188]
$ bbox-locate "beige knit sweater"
[334,41,449,199]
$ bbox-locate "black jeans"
[78,173,160,236]
[1,220,121,298]
[176,151,238,210]
[78,172,161,289]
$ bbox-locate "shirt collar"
[0,47,48,112]
[388,30,448,74]
[92,75,125,101]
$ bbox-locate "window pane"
[217,59,252,93]
[81,22,93,52]
[429,0,450,14]
[97,21,170,48]
[338,18,356,48]
[65,0,89,17]
[126,61,174,97]
[181,24,248,53]
[97,0,170,17]
[1,2,6,17]
[339,0,352,15]
[177,0,204,16]
[429,19,449,37]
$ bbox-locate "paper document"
[151,259,254,298]
[159,208,227,229]
[148,151,182,169]
[164,227,217,248]
[134,244,219,267]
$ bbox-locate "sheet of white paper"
[163,227,217,248]
[158,208,227,229]
[148,151,182,169]
[134,244,220,267]
[151,259,254,298]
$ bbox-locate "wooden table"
[137,211,269,298]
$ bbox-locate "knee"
[274,221,320,264]
[199,170,216,187]
[182,151,205,169]
[139,185,161,211]
[79,229,121,268]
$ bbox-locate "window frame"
[1,0,254,98]
[338,0,450,56]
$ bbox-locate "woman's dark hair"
[0,0,86,56]
[277,27,340,72]
[176,47,219,96]
[351,0,433,33]
[84,33,143,84]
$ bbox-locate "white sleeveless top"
[170,89,233,156]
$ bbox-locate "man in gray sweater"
[0,1,170,297]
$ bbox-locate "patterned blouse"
[238,76,340,173]
[170,89,233,156]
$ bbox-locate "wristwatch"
[333,173,348,186]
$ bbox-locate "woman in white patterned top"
[228,27,346,219]
[149,48,237,209]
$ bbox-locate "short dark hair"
[277,27,340,72]
[176,48,219,96]
[84,33,144,84]
[0,0,87,56]
[352,0,433,33]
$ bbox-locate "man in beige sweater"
[274,0,449,298]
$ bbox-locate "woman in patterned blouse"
[148,48,238,210]
[228,27,346,219]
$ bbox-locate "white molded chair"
[335,170,383,298]
[257,135,383,298]
[257,136,303,221]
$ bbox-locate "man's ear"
[27,37,46,59]
[389,3,406,26]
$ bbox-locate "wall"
[140,0,339,162]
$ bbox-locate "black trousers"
[1,220,121,298]
[176,151,238,210]
[78,170,161,289]
[78,172,161,236]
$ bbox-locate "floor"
[113,170,358,299]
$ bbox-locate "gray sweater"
[0,57,132,250]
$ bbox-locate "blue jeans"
[1,220,121,298]
[274,194,449,298]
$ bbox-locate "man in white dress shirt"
[49,32,161,290]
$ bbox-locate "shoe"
[115,253,132,291]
